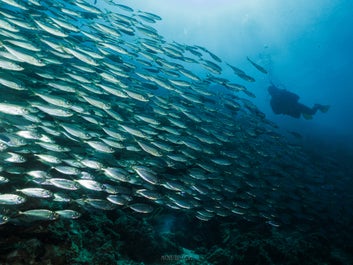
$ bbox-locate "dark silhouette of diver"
[268,84,329,119]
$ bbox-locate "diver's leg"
[314,104,330,113]
[297,103,317,119]
[298,104,317,115]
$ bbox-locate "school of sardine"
[0,0,334,227]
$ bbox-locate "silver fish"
[0,176,9,184]
[0,215,9,225]
[55,209,81,219]
[75,179,104,192]
[17,188,53,198]
[133,166,159,185]
[2,43,45,66]
[0,194,26,205]
[247,56,268,74]
[32,103,73,117]
[129,203,154,214]
[0,58,24,71]
[0,103,28,115]
[19,209,59,221]
[49,178,80,190]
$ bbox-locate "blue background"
[98,0,353,154]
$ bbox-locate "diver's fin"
[319,105,330,113]
[302,113,313,120]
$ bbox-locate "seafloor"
[1,196,352,265]
[0,137,351,265]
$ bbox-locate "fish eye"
[52,212,59,220]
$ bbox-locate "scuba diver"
[268,84,330,119]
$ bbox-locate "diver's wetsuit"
[268,85,324,119]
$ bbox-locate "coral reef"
[0,210,352,264]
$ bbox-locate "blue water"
[97,2,353,263]
[117,0,353,153]
[1,1,353,264]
